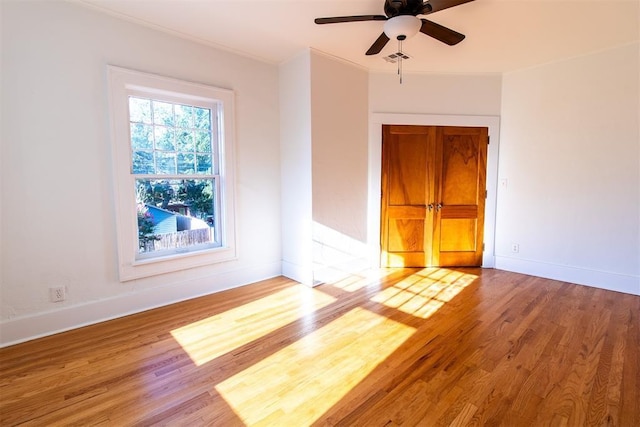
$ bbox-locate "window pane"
[129,97,152,124]
[197,154,213,174]
[155,126,175,151]
[194,107,211,130]
[195,130,211,153]
[177,153,196,174]
[175,104,193,128]
[176,131,194,152]
[155,152,176,174]
[136,178,217,253]
[153,101,174,126]
[132,151,154,174]
[130,123,153,150]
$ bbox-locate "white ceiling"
[75,0,639,74]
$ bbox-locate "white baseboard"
[495,256,640,296]
[0,262,282,348]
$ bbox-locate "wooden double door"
[380,125,488,267]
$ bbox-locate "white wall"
[280,51,313,285]
[496,43,640,295]
[310,52,370,283]
[279,51,370,285]
[0,1,282,346]
[369,72,503,116]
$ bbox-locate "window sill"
[120,245,238,281]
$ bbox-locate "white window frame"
[108,66,237,281]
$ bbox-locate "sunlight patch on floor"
[370,268,478,319]
[214,307,415,425]
[171,286,336,366]
[328,268,397,292]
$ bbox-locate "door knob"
[428,203,434,211]
[436,203,443,211]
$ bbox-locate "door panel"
[387,207,427,252]
[434,126,488,267]
[441,133,482,205]
[439,219,477,252]
[381,125,487,268]
[388,219,425,252]
[387,138,428,206]
[380,125,435,267]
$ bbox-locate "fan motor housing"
[384,0,427,17]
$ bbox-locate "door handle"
[436,203,443,212]
[428,203,434,211]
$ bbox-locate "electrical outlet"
[511,243,520,253]
[49,286,66,302]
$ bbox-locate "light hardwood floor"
[1,268,638,426]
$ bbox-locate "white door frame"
[368,113,501,268]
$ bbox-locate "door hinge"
[482,243,485,252]
[487,136,490,145]
[485,190,488,199]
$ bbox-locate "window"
[108,66,236,281]
[130,97,219,257]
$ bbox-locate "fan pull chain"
[398,39,403,84]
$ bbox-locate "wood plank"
[1,270,638,425]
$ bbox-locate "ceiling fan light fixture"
[383,15,421,40]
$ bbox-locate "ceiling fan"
[314,0,475,56]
